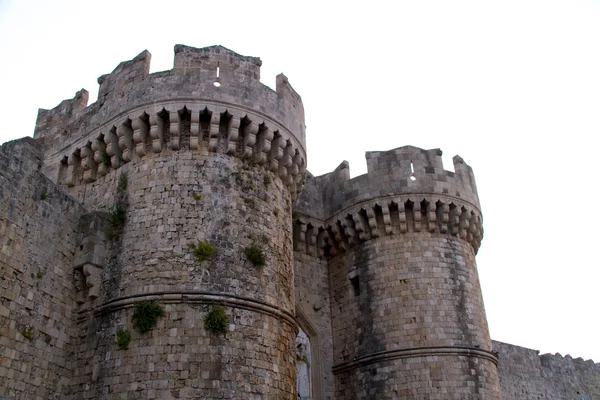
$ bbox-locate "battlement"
[173,44,261,81]
[33,45,306,197]
[293,145,484,256]
[316,146,480,217]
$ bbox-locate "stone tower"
[0,44,512,399]
[31,45,306,398]
[293,148,502,398]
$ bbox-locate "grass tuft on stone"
[116,328,131,349]
[132,301,164,334]
[245,244,266,268]
[204,305,228,335]
[21,327,34,341]
[194,240,216,262]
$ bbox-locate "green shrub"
[106,204,127,238]
[36,269,43,279]
[21,327,33,341]
[132,301,164,333]
[40,188,47,200]
[101,151,111,167]
[194,240,216,262]
[117,172,128,194]
[106,173,129,239]
[108,204,127,225]
[245,244,266,268]
[204,305,228,335]
[193,192,201,201]
[116,328,131,349]
[263,174,272,187]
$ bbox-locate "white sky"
[1,0,598,362]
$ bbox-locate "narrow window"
[350,276,360,296]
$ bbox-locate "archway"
[295,306,323,400]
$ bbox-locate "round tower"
[295,146,501,399]
[34,45,306,399]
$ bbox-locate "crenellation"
[97,50,151,100]
[173,44,262,81]
[494,341,600,399]
[34,45,306,194]
[34,89,89,141]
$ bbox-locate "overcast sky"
[1,0,598,362]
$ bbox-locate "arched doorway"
[296,328,312,399]
[295,307,323,400]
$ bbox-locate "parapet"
[33,45,306,195]
[320,146,480,216]
[293,145,484,256]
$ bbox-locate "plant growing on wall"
[101,151,111,167]
[263,174,272,187]
[194,240,216,262]
[132,301,164,334]
[106,173,129,238]
[116,172,128,193]
[204,305,228,335]
[116,328,131,349]
[20,327,34,341]
[244,244,266,268]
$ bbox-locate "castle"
[0,45,598,399]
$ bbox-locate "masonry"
[0,45,598,399]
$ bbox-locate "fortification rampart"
[34,45,306,199]
[494,340,600,399]
[0,138,86,399]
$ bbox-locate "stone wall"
[0,138,86,399]
[64,148,299,399]
[293,145,499,399]
[494,340,600,399]
[5,43,597,399]
[11,43,309,399]
[294,250,335,400]
[329,234,500,399]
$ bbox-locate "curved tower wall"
[33,45,306,399]
[294,146,501,399]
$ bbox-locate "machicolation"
[0,44,598,400]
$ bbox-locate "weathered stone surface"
[0,138,86,399]
[1,44,597,400]
[494,340,600,399]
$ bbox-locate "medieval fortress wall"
[0,138,86,397]
[1,44,599,399]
